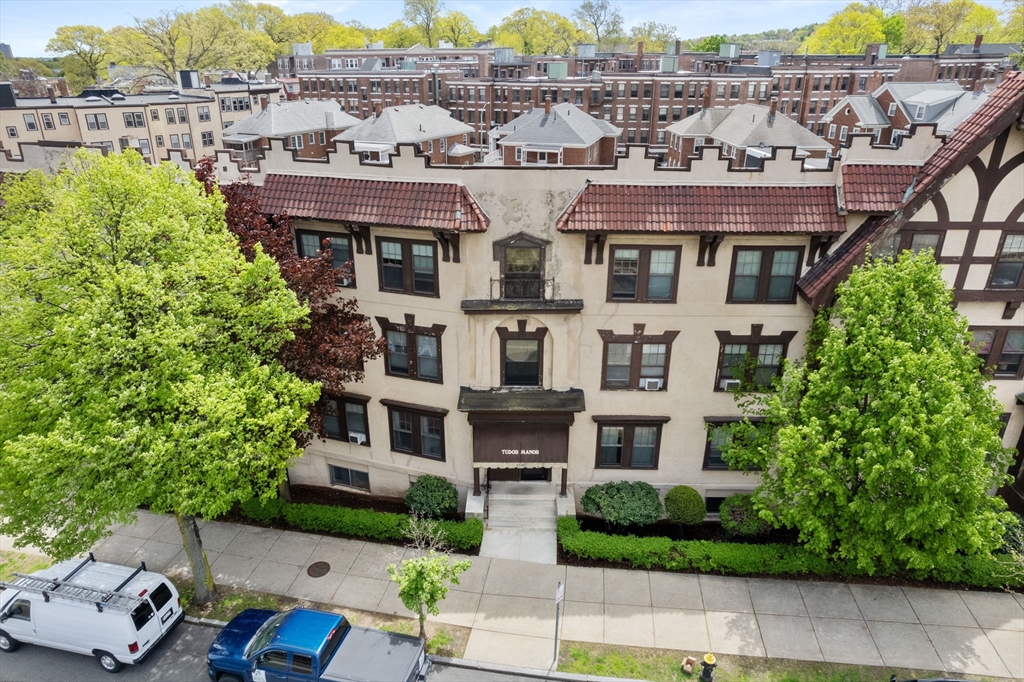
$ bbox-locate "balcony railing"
[491,276,552,301]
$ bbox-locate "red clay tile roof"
[797,71,1024,305]
[556,183,845,234]
[841,164,919,213]
[259,174,488,232]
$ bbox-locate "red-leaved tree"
[194,158,384,443]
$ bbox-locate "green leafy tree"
[692,34,726,53]
[316,24,366,51]
[45,25,108,89]
[436,11,481,47]
[404,0,445,47]
[0,151,319,604]
[804,3,888,54]
[374,20,424,49]
[629,21,677,52]
[881,13,906,50]
[722,251,1014,575]
[388,552,470,639]
[949,2,1002,43]
[573,0,624,50]
[903,0,977,54]
[491,8,581,55]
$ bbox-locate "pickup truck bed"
[322,626,427,682]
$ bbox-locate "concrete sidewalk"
[46,511,1024,677]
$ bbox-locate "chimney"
[972,34,983,53]
[637,41,644,69]
[46,85,56,103]
[701,86,710,111]
[375,102,382,117]
[675,40,681,56]
[769,98,777,121]
[204,75,211,88]
[260,96,269,111]
[544,97,551,115]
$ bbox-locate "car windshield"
[244,612,288,658]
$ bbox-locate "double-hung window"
[497,324,547,387]
[608,245,680,302]
[85,113,108,130]
[872,231,942,259]
[593,417,667,469]
[296,229,355,286]
[714,328,796,391]
[702,418,763,470]
[971,328,1024,379]
[376,237,437,296]
[58,112,71,125]
[989,233,1024,289]
[23,114,38,131]
[728,247,802,303]
[383,401,446,460]
[599,326,679,391]
[197,105,211,122]
[323,395,370,445]
[41,113,54,130]
[376,316,445,383]
[165,108,176,124]
[123,112,145,128]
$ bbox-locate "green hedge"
[556,517,1015,589]
[240,498,483,551]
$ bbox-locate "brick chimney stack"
[637,41,644,69]
[701,86,710,111]
[46,85,56,103]
[204,75,212,88]
[375,102,382,117]
[545,97,551,114]
[973,34,983,52]
[675,39,681,56]
[260,96,269,111]
[769,98,777,121]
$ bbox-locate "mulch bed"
[575,516,800,545]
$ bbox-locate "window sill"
[379,288,440,298]
[461,299,583,314]
[384,372,443,384]
[323,434,370,447]
[392,449,445,462]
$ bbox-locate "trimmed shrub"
[718,494,772,538]
[405,475,459,519]
[239,497,285,524]
[556,516,1016,589]
[664,485,705,525]
[581,481,663,528]
[238,496,483,550]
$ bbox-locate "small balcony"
[461,276,583,315]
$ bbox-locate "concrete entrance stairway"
[479,481,559,564]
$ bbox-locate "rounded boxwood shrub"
[405,475,459,518]
[664,485,705,525]
[718,493,772,538]
[581,481,663,528]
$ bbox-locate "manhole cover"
[307,561,330,578]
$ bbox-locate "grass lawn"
[0,549,52,582]
[557,641,1011,682]
[173,577,468,658]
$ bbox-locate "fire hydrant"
[699,652,717,682]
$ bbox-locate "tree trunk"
[176,513,217,605]
[418,606,426,640]
[278,474,292,502]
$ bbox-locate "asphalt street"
[0,623,530,682]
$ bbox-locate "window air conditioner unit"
[640,378,663,391]
[348,432,367,445]
[721,379,741,391]
[340,276,353,287]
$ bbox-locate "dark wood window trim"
[323,393,371,446]
[592,416,669,469]
[381,400,447,460]
[713,325,798,391]
[376,314,446,383]
[987,231,1024,290]
[598,324,680,391]
[969,326,1024,380]
[375,236,439,298]
[295,228,355,287]
[497,320,547,387]
[726,246,805,304]
[493,232,549,301]
[606,244,682,303]
[702,416,763,470]
[871,230,945,260]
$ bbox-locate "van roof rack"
[0,553,148,613]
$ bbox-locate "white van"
[0,553,183,673]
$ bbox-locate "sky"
[0,0,1008,59]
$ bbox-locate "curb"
[184,615,228,628]
[430,655,650,682]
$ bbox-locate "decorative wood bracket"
[1003,300,1021,320]
[807,235,838,266]
[346,224,372,255]
[433,231,461,263]
[697,234,724,267]
[584,233,607,265]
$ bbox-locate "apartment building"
[222,98,360,163]
[334,104,474,165]
[490,100,620,166]
[0,83,225,162]
[128,71,1020,516]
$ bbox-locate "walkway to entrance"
[478,481,559,564]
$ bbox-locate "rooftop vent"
[111,93,125,100]
[168,94,179,99]
[85,95,101,102]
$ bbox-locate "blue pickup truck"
[206,608,430,682]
